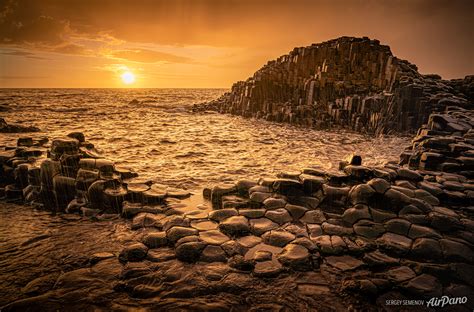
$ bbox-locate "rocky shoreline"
[194,37,473,135]
[1,104,473,310]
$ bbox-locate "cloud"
[0,48,47,59]
[108,48,192,63]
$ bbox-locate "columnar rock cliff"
[195,37,473,134]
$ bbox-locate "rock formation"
[194,37,473,134]
[1,104,473,307]
[0,118,40,133]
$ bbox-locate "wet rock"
[175,241,206,262]
[249,218,279,236]
[299,174,325,194]
[131,213,164,229]
[363,250,399,267]
[376,233,412,256]
[386,266,416,283]
[218,216,250,236]
[299,209,326,224]
[277,244,311,270]
[200,245,227,262]
[325,255,364,271]
[119,243,148,262]
[410,238,442,260]
[199,230,230,245]
[342,205,371,225]
[440,239,474,262]
[370,208,397,223]
[272,178,304,196]
[253,250,273,262]
[262,230,296,247]
[142,232,168,248]
[265,208,292,225]
[321,222,353,236]
[253,260,283,277]
[211,184,237,207]
[383,188,413,211]
[397,168,423,181]
[344,165,374,180]
[263,197,287,209]
[385,218,412,236]
[221,195,249,209]
[239,208,266,218]
[236,179,258,196]
[408,224,442,239]
[166,226,199,243]
[209,208,238,222]
[249,191,272,203]
[367,178,391,194]
[285,204,308,220]
[403,274,442,298]
[353,220,386,238]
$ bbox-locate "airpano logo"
[426,296,468,308]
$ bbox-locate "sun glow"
[121,71,136,85]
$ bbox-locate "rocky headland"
[194,36,473,135]
[1,37,474,311]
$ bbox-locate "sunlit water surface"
[0,88,410,192]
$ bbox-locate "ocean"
[0,88,410,192]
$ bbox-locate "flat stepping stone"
[300,210,326,224]
[253,260,283,277]
[190,220,218,231]
[147,248,176,262]
[277,244,311,270]
[185,210,208,220]
[209,208,238,222]
[119,242,148,262]
[363,250,399,267]
[376,233,413,256]
[237,235,262,248]
[142,231,168,248]
[131,213,165,229]
[218,216,250,236]
[386,266,416,283]
[250,218,279,236]
[175,241,206,262]
[325,255,363,271]
[285,204,308,220]
[166,226,199,243]
[262,230,296,247]
[200,245,227,262]
[90,252,115,265]
[263,197,287,209]
[265,208,292,225]
[403,274,442,298]
[239,209,266,218]
[199,230,230,245]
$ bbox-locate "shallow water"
[0,88,410,192]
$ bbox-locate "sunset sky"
[0,0,472,88]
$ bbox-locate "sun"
[121,71,135,85]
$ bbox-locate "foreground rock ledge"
[1,106,474,310]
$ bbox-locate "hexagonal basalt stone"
[376,233,412,256]
[249,218,279,236]
[262,230,296,247]
[325,255,364,271]
[385,218,412,236]
[162,215,190,231]
[363,250,399,267]
[349,184,376,205]
[285,204,308,220]
[221,240,247,256]
[299,174,325,194]
[383,188,413,211]
[367,178,391,194]
[263,197,287,210]
[166,226,199,243]
[239,208,266,218]
[175,241,206,262]
[397,168,423,181]
[370,208,397,223]
[199,230,230,245]
[253,260,283,277]
[410,238,442,260]
[277,244,311,271]
[414,189,440,206]
[440,239,474,262]
[209,208,238,222]
[386,266,416,283]
[190,220,218,231]
[300,210,326,224]
[403,274,442,298]
[265,208,292,225]
[408,224,442,239]
[131,213,165,230]
[321,222,353,236]
[342,205,371,225]
[142,232,168,248]
[429,211,462,232]
[249,191,272,203]
[119,242,148,262]
[218,216,250,236]
[353,220,386,238]
[253,250,273,262]
[237,235,262,248]
[200,245,227,262]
